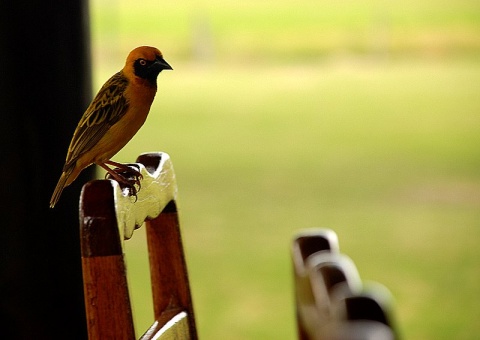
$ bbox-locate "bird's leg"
[104,160,143,182]
[98,161,142,195]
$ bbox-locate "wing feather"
[64,72,129,168]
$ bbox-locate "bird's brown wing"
[64,71,129,167]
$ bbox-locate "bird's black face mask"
[134,56,173,85]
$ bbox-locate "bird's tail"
[49,166,74,208]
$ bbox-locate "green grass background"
[89,1,480,338]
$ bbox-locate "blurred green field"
[90,1,480,339]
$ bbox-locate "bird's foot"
[100,161,143,200]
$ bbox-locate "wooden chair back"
[292,229,398,340]
[80,152,197,340]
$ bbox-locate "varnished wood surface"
[80,180,122,257]
[82,255,135,340]
[80,152,196,339]
[146,202,197,338]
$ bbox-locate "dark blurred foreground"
[0,1,94,338]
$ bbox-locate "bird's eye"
[139,59,147,66]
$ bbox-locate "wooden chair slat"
[292,229,398,340]
[79,152,197,340]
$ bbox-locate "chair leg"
[146,201,197,339]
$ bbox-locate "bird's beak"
[153,56,173,71]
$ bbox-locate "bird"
[50,46,172,208]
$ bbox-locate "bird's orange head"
[123,46,173,86]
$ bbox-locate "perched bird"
[50,46,172,208]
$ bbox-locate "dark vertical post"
[0,1,93,338]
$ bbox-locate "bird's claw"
[105,164,143,200]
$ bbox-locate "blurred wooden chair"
[79,152,197,340]
[292,229,398,340]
